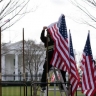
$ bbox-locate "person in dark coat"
[40,26,66,91]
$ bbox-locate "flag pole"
[68,29,71,96]
[46,31,49,96]
[23,28,26,96]
[0,27,2,96]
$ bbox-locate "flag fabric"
[50,73,60,82]
[47,14,70,73]
[80,32,96,96]
[93,60,96,86]
[94,66,96,85]
[50,73,55,82]
[69,32,80,96]
[79,64,84,71]
[47,14,80,96]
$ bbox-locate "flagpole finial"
[69,29,70,32]
[88,30,90,33]
[61,14,65,17]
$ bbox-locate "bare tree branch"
[69,0,96,29]
[0,0,3,2]
[0,0,38,31]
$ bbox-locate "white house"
[1,41,44,81]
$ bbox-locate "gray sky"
[2,0,96,57]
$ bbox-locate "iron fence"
[0,75,86,96]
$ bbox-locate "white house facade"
[1,41,44,81]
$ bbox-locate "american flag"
[50,73,60,82]
[47,14,70,73]
[69,32,80,96]
[51,73,55,82]
[81,32,96,96]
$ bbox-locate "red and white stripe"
[51,73,55,82]
[48,23,70,73]
[81,53,96,96]
[69,32,80,96]
[69,56,80,96]
[94,67,96,85]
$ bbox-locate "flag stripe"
[69,32,80,96]
[80,33,96,96]
[48,24,70,72]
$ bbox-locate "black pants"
[40,50,66,87]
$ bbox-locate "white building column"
[1,55,5,81]
[15,54,19,81]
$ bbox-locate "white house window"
[14,59,15,66]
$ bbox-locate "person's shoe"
[41,87,46,92]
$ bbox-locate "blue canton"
[69,32,74,57]
[58,14,68,39]
[84,33,93,59]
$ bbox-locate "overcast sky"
[2,0,96,57]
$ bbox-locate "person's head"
[43,26,47,30]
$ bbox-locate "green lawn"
[2,86,85,96]
[2,86,26,96]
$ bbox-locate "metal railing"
[0,81,27,96]
[0,75,86,96]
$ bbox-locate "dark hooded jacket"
[40,29,54,48]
